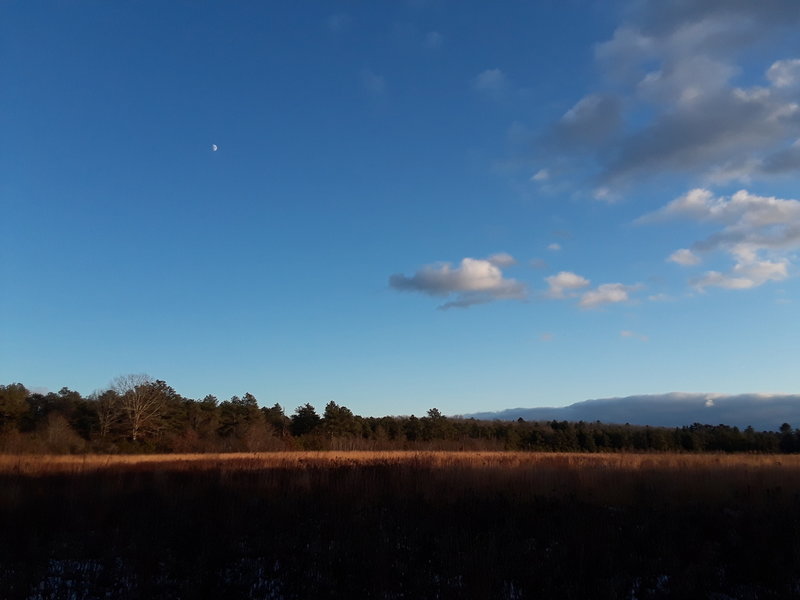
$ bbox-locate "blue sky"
[2,0,800,417]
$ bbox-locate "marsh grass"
[2,451,798,505]
[2,452,800,598]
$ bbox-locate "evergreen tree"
[291,404,322,437]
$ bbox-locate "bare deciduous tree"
[111,374,165,441]
[91,389,121,440]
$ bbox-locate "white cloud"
[668,248,701,266]
[642,187,800,291]
[540,332,555,342]
[645,188,800,230]
[546,243,561,252]
[544,272,642,308]
[579,283,639,309]
[641,188,715,221]
[767,59,800,88]
[390,256,526,309]
[545,271,590,298]
[592,187,620,202]
[692,259,788,291]
[531,168,549,182]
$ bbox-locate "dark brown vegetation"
[2,452,800,599]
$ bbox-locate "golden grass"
[3,452,798,596]
[3,450,799,503]
[1,450,797,474]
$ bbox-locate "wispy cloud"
[473,68,508,100]
[620,329,648,342]
[326,13,352,33]
[486,252,516,267]
[361,69,386,95]
[529,258,548,270]
[389,255,526,309]
[424,31,443,49]
[531,168,549,182]
[648,293,673,302]
[691,259,788,291]
[550,94,622,153]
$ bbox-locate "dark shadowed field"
[2,452,800,599]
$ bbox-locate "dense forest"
[2,377,799,454]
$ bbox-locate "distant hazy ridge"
[464,393,800,431]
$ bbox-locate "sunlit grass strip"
[1,450,798,472]
[2,450,798,479]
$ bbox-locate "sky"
[2,0,800,417]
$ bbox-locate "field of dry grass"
[3,452,800,598]
[4,449,799,470]
[4,450,800,506]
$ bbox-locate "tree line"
[1,377,799,453]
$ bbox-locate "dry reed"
[3,452,800,597]
[2,451,798,506]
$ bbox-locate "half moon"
[211,144,218,151]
